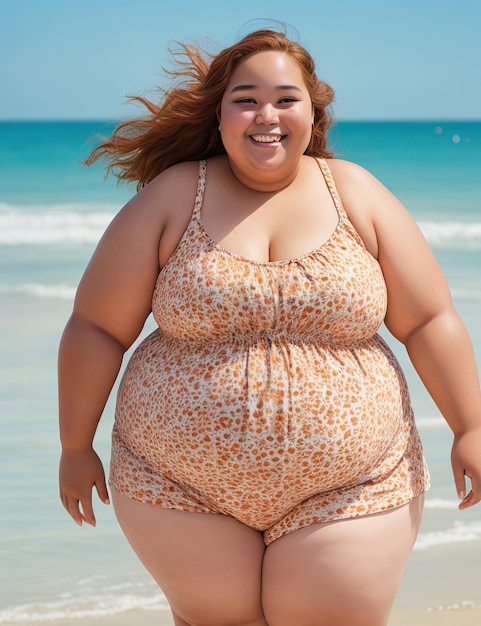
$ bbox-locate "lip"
[249,134,285,145]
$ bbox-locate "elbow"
[389,306,461,349]
[60,312,131,355]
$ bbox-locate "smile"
[250,134,283,143]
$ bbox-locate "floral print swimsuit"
[110,158,429,544]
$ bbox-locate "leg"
[262,495,424,626]
[111,489,267,626]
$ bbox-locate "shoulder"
[325,158,381,191]
[324,159,388,258]
[119,160,201,225]
[144,160,200,200]
[102,160,201,252]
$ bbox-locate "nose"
[255,103,279,126]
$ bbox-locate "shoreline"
[3,543,481,625]
[5,607,481,626]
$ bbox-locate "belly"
[114,330,412,525]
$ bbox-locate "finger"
[95,477,110,505]
[65,495,84,526]
[60,489,68,510]
[79,494,96,527]
[459,490,480,510]
[452,465,466,500]
[60,489,80,525]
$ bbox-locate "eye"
[235,98,256,104]
[279,97,298,104]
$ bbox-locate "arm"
[330,159,481,509]
[58,186,162,526]
[58,162,198,526]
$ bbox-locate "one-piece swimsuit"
[110,158,430,545]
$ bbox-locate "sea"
[0,120,480,622]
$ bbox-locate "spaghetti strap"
[317,158,367,248]
[317,158,344,215]
[192,160,207,220]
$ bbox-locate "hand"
[451,426,481,510]
[59,448,110,526]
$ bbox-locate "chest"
[152,221,387,345]
[200,172,339,264]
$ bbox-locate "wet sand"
[8,606,481,625]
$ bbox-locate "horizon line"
[1,117,480,124]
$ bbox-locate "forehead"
[226,51,307,88]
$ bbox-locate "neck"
[226,158,301,193]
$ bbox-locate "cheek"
[221,108,253,131]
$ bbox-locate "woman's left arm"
[331,159,481,509]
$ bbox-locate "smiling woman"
[59,27,481,626]
[85,29,334,188]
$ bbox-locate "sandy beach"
[7,607,481,626]
[5,492,479,626]
[390,608,481,625]
[6,547,481,626]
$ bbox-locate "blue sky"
[1,0,480,121]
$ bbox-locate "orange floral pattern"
[110,158,429,544]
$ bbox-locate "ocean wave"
[0,283,76,299]
[0,203,115,245]
[1,203,481,249]
[451,287,481,301]
[424,498,459,510]
[428,600,481,612]
[415,416,446,428]
[414,520,481,550]
[419,220,481,250]
[0,578,169,623]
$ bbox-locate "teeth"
[251,135,282,143]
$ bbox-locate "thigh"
[112,489,267,626]
[262,495,424,626]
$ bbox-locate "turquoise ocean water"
[0,121,480,621]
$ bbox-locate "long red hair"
[86,29,335,189]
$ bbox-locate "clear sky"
[1,0,480,121]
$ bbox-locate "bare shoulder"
[140,161,201,267]
[87,160,201,276]
[326,158,383,191]
[325,158,386,257]
[114,160,200,240]
[133,160,200,215]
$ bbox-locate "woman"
[58,29,481,626]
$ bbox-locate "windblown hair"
[86,29,335,189]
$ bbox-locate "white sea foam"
[415,416,446,428]
[0,579,169,622]
[428,600,481,612]
[0,203,115,245]
[0,283,76,299]
[419,220,481,250]
[451,287,481,301]
[424,498,460,510]
[414,520,481,550]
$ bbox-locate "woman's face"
[219,50,313,190]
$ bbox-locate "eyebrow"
[229,84,303,93]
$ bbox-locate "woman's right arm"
[58,162,198,527]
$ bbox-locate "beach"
[6,606,481,625]
[1,120,480,624]
[5,604,481,625]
